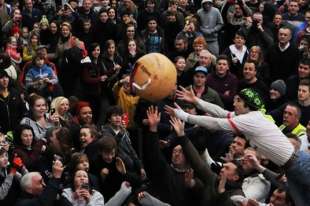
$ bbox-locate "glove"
[12,155,24,170]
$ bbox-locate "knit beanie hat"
[270,79,286,96]
[238,88,264,110]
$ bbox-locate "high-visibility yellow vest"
[279,123,306,137]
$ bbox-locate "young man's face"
[171,145,186,168]
[233,95,249,115]
[298,63,310,78]
[215,59,229,77]
[298,85,310,102]
[273,14,282,26]
[0,75,9,89]
[193,72,207,87]
[288,1,299,15]
[83,22,91,31]
[175,39,186,52]
[241,149,257,172]
[83,0,93,11]
[269,189,289,206]
[243,62,257,81]
[233,34,245,48]
[229,136,247,156]
[203,2,212,11]
[109,113,122,127]
[220,162,239,182]
[147,20,157,32]
[79,106,93,124]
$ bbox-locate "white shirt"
[242,174,271,202]
[176,99,295,166]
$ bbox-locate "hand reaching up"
[165,103,189,122]
[169,116,185,137]
[176,86,198,104]
[52,159,64,179]
[147,106,161,132]
[164,102,182,117]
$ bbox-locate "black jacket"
[0,88,26,133]
[143,131,196,206]
[178,136,243,206]
[15,178,61,206]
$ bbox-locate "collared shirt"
[278,42,290,52]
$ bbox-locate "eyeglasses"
[0,140,9,145]
[127,30,135,32]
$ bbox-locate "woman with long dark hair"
[60,169,104,206]
[121,39,144,76]
[102,40,123,91]
[13,124,45,171]
[80,43,110,123]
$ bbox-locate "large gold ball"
[130,53,177,102]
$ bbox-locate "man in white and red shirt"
[165,87,310,206]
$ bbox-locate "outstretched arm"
[176,86,233,118]
[169,117,218,185]
[165,105,233,132]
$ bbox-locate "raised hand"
[52,159,64,179]
[244,153,261,171]
[176,86,198,104]
[184,168,195,188]
[169,116,185,137]
[165,103,189,122]
[164,105,176,117]
[218,173,227,193]
[80,189,91,202]
[147,106,161,132]
[164,102,182,117]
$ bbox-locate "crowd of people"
[0,0,310,205]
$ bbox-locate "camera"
[81,183,89,190]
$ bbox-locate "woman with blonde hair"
[186,36,216,70]
[50,96,73,127]
[247,45,270,83]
